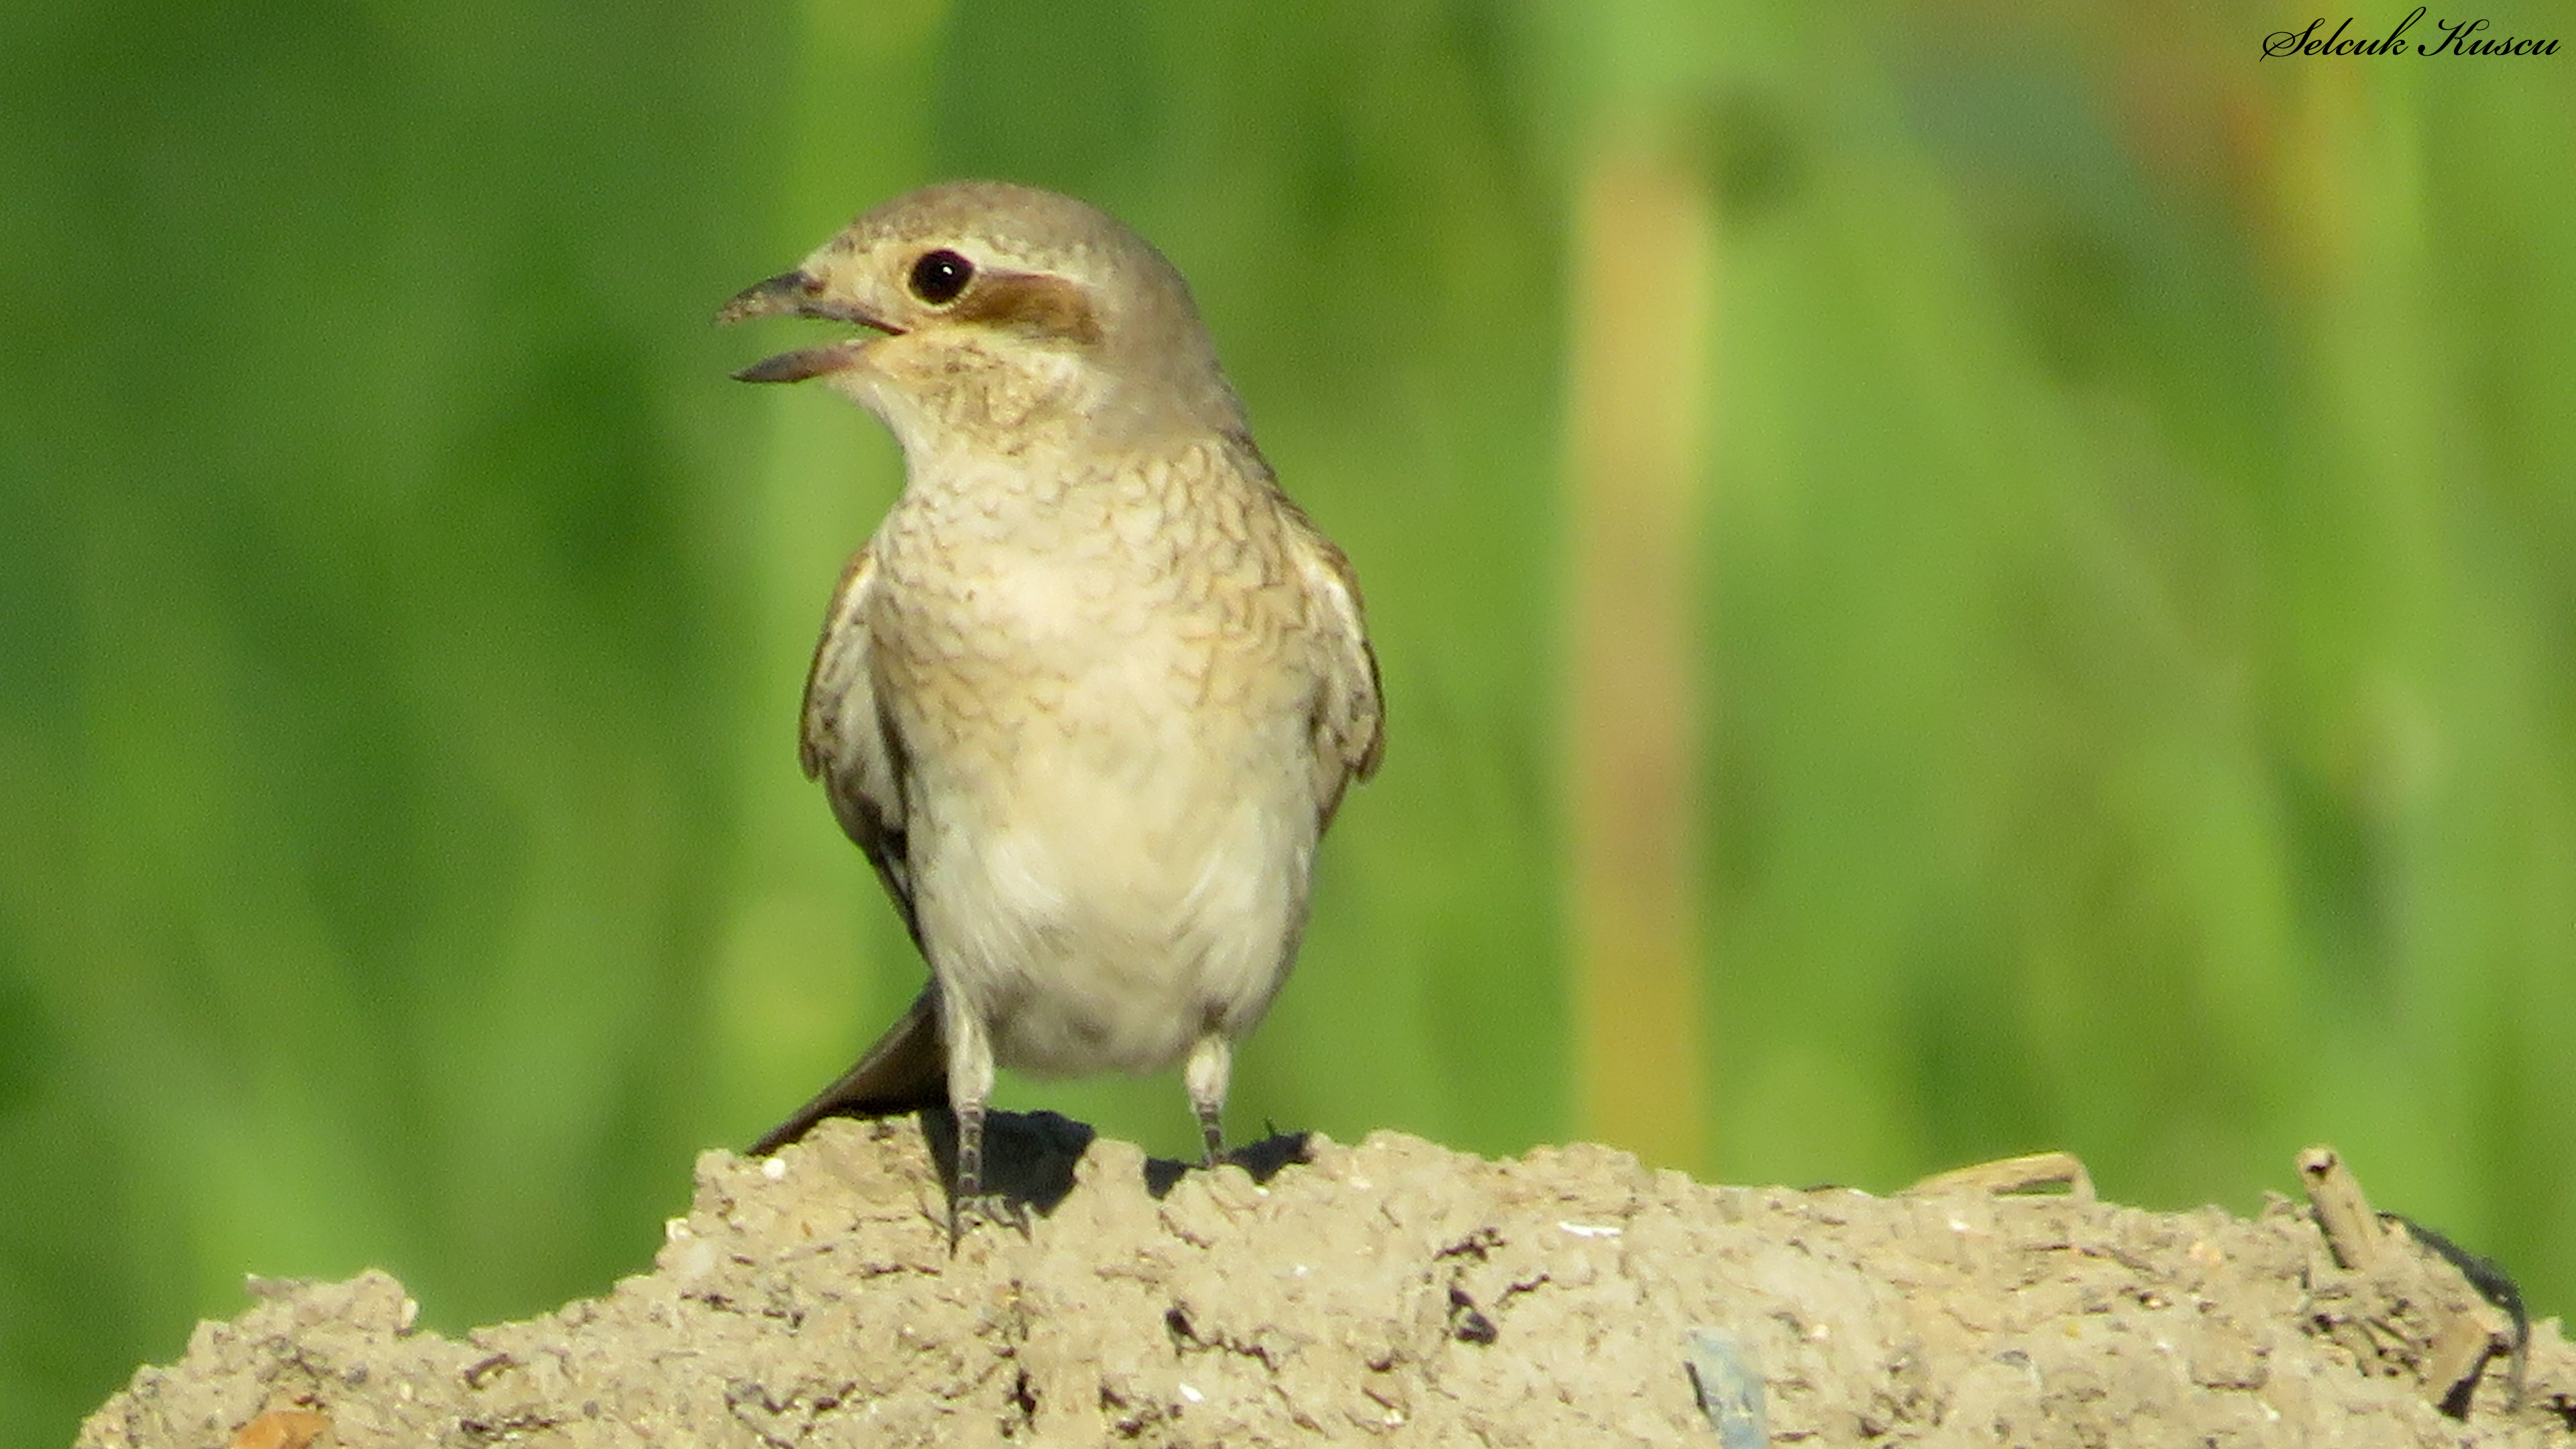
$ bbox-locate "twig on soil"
[1907,1150,2095,1203]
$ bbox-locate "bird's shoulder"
[800,543,881,781]
[1233,449,1386,793]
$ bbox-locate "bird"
[716,181,1384,1236]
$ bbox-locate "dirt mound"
[74,1116,2575,1446]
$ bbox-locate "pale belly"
[905,692,1322,1078]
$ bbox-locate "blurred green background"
[5,0,2571,1440]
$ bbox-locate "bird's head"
[718,181,1246,458]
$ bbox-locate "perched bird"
[718,182,1384,1234]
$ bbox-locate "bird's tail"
[749,986,948,1156]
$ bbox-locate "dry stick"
[2298,1144,2512,1414]
[2296,1144,2389,1272]
[1909,1151,2096,1203]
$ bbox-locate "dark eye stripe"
[949,273,1102,345]
[908,249,973,305]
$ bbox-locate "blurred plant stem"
[1564,133,1715,1173]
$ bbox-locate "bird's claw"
[947,1191,1029,1247]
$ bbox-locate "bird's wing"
[799,544,920,946]
[751,547,947,1158]
[1287,525,1386,827]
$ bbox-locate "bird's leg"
[950,1098,987,1244]
[943,1009,1019,1243]
[1185,1034,1232,1167]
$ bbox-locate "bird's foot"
[946,1190,1029,1247]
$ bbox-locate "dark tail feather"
[749,986,948,1156]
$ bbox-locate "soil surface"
[75,1114,2576,1447]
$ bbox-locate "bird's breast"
[871,452,1311,751]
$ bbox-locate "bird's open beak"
[716,270,902,384]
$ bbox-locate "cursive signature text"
[2264,7,2561,57]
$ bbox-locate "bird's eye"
[908,249,974,305]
